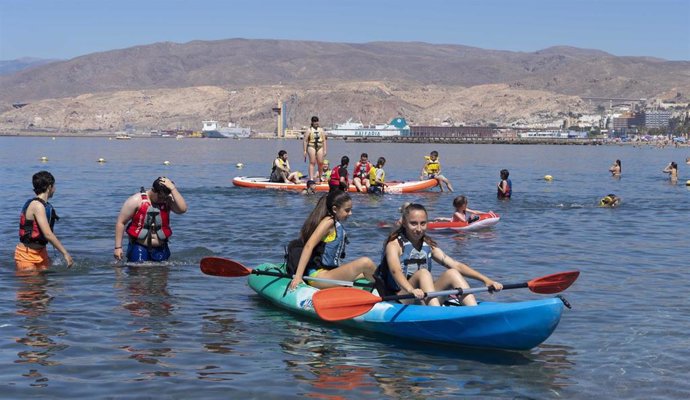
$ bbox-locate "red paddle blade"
[199,257,251,277]
[528,270,580,294]
[313,287,382,321]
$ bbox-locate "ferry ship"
[326,118,410,137]
[202,120,251,139]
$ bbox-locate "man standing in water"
[114,177,187,263]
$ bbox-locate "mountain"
[0,57,60,76]
[0,39,688,132]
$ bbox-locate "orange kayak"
[232,176,439,194]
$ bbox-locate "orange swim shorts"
[14,243,50,271]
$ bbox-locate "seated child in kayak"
[599,194,621,207]
[435,195,485,223]
[375,203,502,306]
[288,190,377,291]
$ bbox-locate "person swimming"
[599,194,620,207]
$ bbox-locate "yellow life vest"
[424,156,441,174]
[369,166,385,184]
[308,127,325,147]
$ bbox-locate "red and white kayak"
[427,212,501,232]
[232,176,439,194]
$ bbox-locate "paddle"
[199,256,373,288]
[313,270,580,321]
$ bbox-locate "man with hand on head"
[114,177,187,263]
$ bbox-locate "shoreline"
[1,130,686,147]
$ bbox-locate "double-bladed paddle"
[199,256,373,288]
[312,270,580,321]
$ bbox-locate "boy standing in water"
[420,150,453,192]
[15,171,73,271]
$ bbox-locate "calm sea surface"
[0,136,688,399]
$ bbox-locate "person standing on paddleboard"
[114,177,187,263]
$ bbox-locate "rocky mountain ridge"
[1,39,688,132]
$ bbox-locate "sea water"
[0,137,688,399]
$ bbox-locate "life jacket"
[497,179,512,198]
[329,165,349,187]
[126,190,172,243]
[369,166,385,185]
[353,161,371,179]
[19,197,59,247]
[321,169,331,182]
[375,233,433,295]
[284,219,347,275]
[308,127,324,147]
[424,156,441,175]
[271,157,288,173]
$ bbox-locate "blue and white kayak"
[247,263,564,351]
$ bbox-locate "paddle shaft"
[381,284,512,302]
[251,269,373,288]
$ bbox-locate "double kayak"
[232,176,439,193]
[247,263,564,351]
[428,212,501,232]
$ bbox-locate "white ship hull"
[326,118,410,138]
[202,120,251,138]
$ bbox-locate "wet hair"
[311,116,319,123]
[376,157,386,167]
[670,162,677,169]
[430,150,439,157]
[385,203,437,248]
[452,195,468,209]
[306,180,316,187]
[500,169,510,180]
[299,191,351,243]
[152,177,172,195]
[340,156,349,167]
[278,150,287,157]
[32,170,55,194]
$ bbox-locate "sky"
[1,0,689,61]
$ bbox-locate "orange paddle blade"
[313,287,382,321]
[528,270,580,294]
[200,257,251,277]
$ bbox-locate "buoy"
[544,175,553,181]
[163,161,171,165]
[97,158,106,163]
[52,137,56,140]
[40,156,48,162]
[686,180,690,186]
[236,163,244,168]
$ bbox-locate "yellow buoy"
[97,158,106,163]
[686,180,690,186]
[163,161,171,165]
[544,175,553,181]
[40,156,48,162]
[236,163,244,168]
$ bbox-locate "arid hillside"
[1,39,688,132]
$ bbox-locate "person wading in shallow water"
[15,170,73,271]
[114,177,188,263]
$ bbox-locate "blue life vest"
[317,220,347,269]
[376,234,433,294]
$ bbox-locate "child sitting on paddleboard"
[435,195,485,223]
[328,156,350,192]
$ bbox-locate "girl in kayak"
[288,191,377,291]
[376,203,502,306]
[434,195,484,223]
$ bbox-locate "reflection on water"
[113,266,176,378]
[14,271,68,387]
